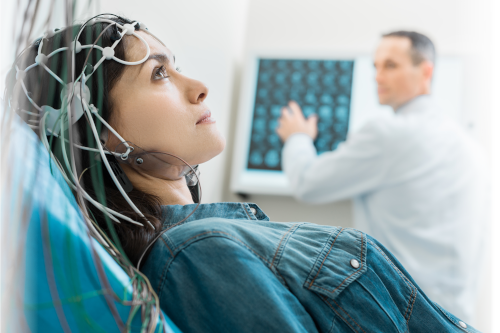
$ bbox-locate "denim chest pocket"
[304,228,367,299]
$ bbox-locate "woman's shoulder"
[140,215,296,293]
[161,216,294,256]
[156,202,294,252]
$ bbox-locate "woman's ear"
[100,126,109,145]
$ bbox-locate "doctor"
[276,31,488,323]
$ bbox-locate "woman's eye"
[154,66,168,80]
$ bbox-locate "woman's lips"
[196,110,215,125]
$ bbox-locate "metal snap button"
[250,207,257,215]
[350,259,360,269]
[459,321,467,329]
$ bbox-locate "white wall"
[221,0,492,331]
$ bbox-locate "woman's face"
[107,31,226,166]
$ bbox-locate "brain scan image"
[247,58,354,171]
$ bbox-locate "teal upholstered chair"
[3,109,181,333]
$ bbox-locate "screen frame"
[231,51,364,195]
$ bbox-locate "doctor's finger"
[307,114,318,127]
[307,114,318,123]
[277,116,283,126]
[307,115,319,139]
[275,125,284,137]
[288,101,305,119]
[281,107,292,119]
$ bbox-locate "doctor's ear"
[421,61,434,81]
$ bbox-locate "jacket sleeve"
[282,120,390,203]
[158,236,319,333]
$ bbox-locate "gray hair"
[383,31,436,65]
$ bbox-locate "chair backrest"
[2,110,181,333]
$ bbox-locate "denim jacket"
[141,203,481,333]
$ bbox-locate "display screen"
[247,58,355,171]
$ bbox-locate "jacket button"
[350,259,360,269]
[250,207,257,215]
[459,321,467,329]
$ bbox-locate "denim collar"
[161,202,270,227]
[395,94,435,115]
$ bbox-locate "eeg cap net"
[10,14,200,231]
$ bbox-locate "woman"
[6,14,478,333]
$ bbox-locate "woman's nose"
[187,78,209,104]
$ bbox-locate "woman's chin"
[217,134,227,152]
[186,134,226,166]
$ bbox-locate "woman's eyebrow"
[138,53,170,72]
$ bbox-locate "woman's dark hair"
[5,16,171,265]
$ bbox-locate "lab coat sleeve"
[282,121,390,203]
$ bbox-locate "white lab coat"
[282,95,488,324]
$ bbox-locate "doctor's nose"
[375,70,384,85]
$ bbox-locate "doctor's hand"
[276,101,318,142]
